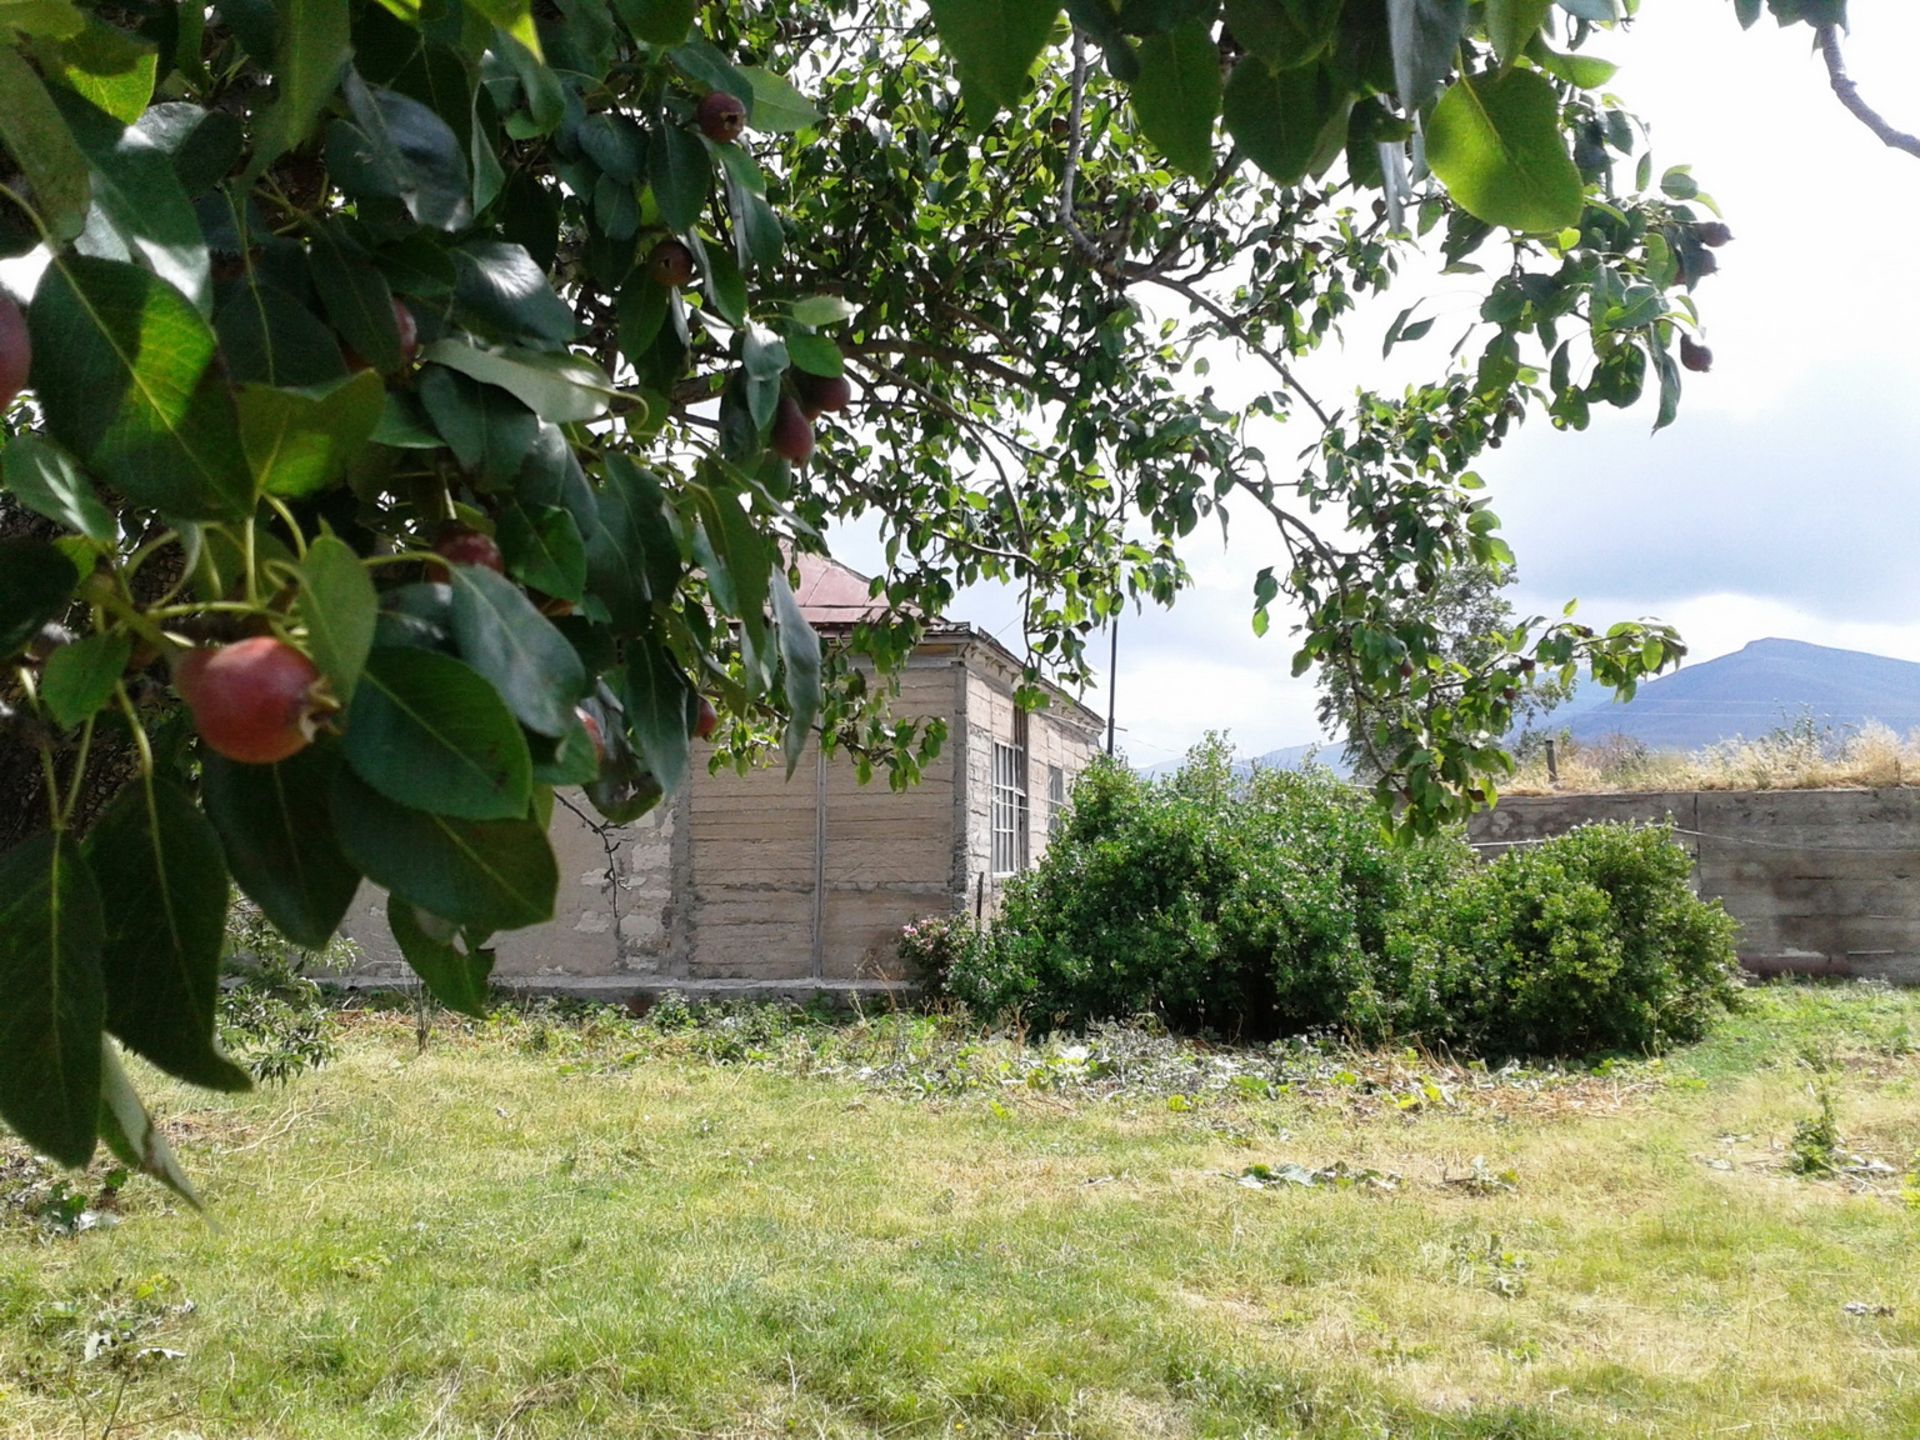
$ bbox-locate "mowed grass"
[3,983,1918,1439]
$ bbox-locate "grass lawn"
[2,982,1918,1439]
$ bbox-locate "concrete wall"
[1468,788,1920,985]
[342,798,674,981]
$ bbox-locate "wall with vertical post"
[1468,788,1920,984]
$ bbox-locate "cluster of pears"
[641,88,854,467]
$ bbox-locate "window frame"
[990,710,1030,877]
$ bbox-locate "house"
[341,556,1105,999]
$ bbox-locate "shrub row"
[921,742,1740,1058]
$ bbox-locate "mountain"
[1561,638,1920,751]
[1138,742,1350,781]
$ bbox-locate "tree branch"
[1817,25,1920,161]
[842,339,1058,401]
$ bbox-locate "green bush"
[1392,822,1741,1055]
[896,913,987,994]
[945,738,1739,1057]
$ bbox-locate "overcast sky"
[834,5,1920,770]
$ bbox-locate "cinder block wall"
[342,801,675,981]
[1468,789,1920,985]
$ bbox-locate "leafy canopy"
[0,0,1842,1187]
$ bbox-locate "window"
[991,711,1029,876]
[1047,764,1066,840]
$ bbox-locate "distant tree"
[1316,566,1576,788]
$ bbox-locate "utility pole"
[1105,617,1118,757]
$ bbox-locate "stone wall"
[341,798,675,981]
[1468,788,1920,984]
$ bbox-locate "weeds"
[1509,716,1920,794]
[218,900,355,1084]
[1788,1084,1843,1177]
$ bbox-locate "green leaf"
[1387,0,1468,111]
[238,370,386,498]
[418,367,541,488]
[299,533,378,701]
[1526,39,1617,88]
[648,122,710,233]
[28,255,253,520]
[494,29,564,134]
[613,0,692,44]
[689,480,770,630]
[329,70,472,231]
[53,89,212,315]
[0,537,77,661]
[202,745,362,950]
[577,112,645,180]
[452,239,576,343]
[1427,69,1584,233]
[617,272,671,365]
[620,630,691,795]
[1,434,115,543]
[135,104,246,198]
[419,340,618,425]
[738,65,819,132]
[97,1043,203,1208]
[1487,0,1553,68]
[218,0,278,62]
[1131,20,1221,177]
[0,832,105,1168]
[513,421,599,536]
[1651,337,1681,434]
[696,237,748,326]
[344,647,533,820]
[498,501,587,603]
[789,294,856,328]
[784,331,843,378]
[720,147,783,272]
[0,48,93,244]
[84,777,249,1092]
[309,220,403,374]
[667,39,753,107]
[253,0,351,168]
[330,768,556,932]
[213,280,349,388]
[585,454,678,627]
[471,83,505,212]
[447,563,587,737]
[42,16,157,123]
[0,0,87,38]
[1223,60,1348,187]
[1223,0,1340,68]
[465,0,542,58]
[40,633,131,728]
[925,0,1061,115]
[770,566,821,779]
[387,895,494,1016]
